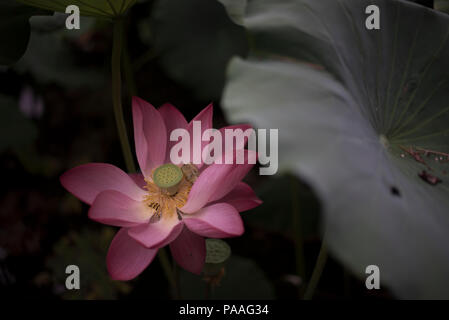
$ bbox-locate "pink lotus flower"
[60,97,261,280]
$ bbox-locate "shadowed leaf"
[0,2,50,65]
[151,0,248,100]
[222,0,449,298]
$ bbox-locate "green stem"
[205,283,212,300]
[112,19,136,173]
[289,176,306,283]
[173,261,181,299]
[112,19,177,294]
[303,240,328,300]
[157,247,176,289]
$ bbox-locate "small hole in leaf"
[390,186,401,197]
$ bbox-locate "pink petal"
[132,102,148,173]
[158,103,188,164]
[60,163,146,205]
[184,203,244,238]
[214,182,262,212]
[132,97,167,177]
[170,228,206,275]
[88,190,150,227]
[188,103,213,133]
[128,220,184,249]
[218,124,252,150]
[200,124,252,167]
[208,149,257,203]
[128,173,146,189]
[187,104,213,167]
[106,228,158,281]
[180,162,234,213]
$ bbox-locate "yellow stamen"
[143,163,197,222]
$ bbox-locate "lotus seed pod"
[203,239,231,277]
[152,163,184,195]
[205,239,231,264]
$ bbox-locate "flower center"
[153,163,184,196]
[143,164,198,223]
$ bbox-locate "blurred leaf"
[151,0,248,100]
[47,227,132,299]
[0,94,61,177]
[180,256,275,299]
[245,175,319,239]
[137,18,153,47]
[0,95,37,151]
[435,0,449,13]
[407,0,434,7]
[30,12,67,32]
[222,0,449,298]
[0,2,50,65]
[217,0,247,25]
[15,145,62,178]
[16,0,137,18]
[14,29,105,87]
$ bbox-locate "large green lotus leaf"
[222,0,449,298]
[151,0,248,100]
[16,0,136,18]
[0,2,49,65]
